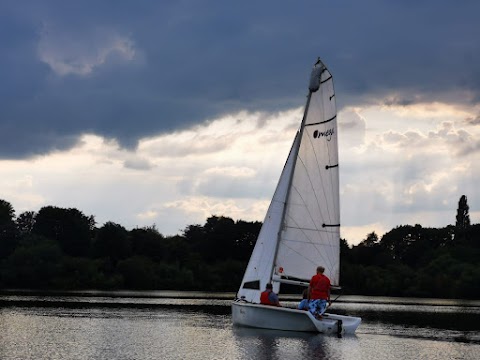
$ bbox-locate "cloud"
[0,109,295,234]
[38,24,136,76]
[337,100,480,241]
[123,156,153,170]
[465,114,480,125]
[163,196,269,227]
[1,1,480,158]
[375,121,478,158]
[2,0,480,246]
[2,98,480,243]
[338,108,366,148]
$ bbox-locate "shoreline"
[1,289,479,307]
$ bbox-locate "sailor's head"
[266,283,273,290]
[316,266,325,274]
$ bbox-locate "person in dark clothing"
[260,283,281,306]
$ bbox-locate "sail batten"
[236,59,341,302]
[305,115,337,126]
[320,75,333,84]
[283,227,337,232]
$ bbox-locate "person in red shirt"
[308,266,331,319]
[260,283,281,306]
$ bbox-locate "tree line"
[0,196,479,299]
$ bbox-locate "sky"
[1,0,479,245]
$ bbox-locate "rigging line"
[283,212,337,271]
[293,100,332,229]
[278,229,331,269]
[281,237,339,248]
[283,226,340,234]
[283,206,325,248]
[277,247,323,276]
[288,166,335,252]
[279,243,328,271]
[284,181,333,242]
[292,158,340,242]
[279,233,336,274]
[290,156,325,233]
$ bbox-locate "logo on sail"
[313,128,334,141]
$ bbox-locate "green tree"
[380,224,425,265]
[16,211,36,235]
[117,256,157,289]
[130,226,165,261]
[231,220,261,261]
[361,232,379,247]
[0,199,15,222]
[163,235,191,265]
[466,224,480,248]
[200,216,236,261]
[182,217,260,263]
[33,206,94,257]
[0,199,18,259]
[455,195,470,243]
[2,237,63,288]
[93,222,130,262]
[57,257,110,289]
[350,232,392,268]
[456,195,470,229]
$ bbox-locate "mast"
[269,58,326,285]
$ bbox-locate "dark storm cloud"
[1,0,479,158]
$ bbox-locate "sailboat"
[231,58,361,334]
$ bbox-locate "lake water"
[1,291,479,359]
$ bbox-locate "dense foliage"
[0,198,479,299]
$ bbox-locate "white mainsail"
[236,59,340,304]
[275,61,340,286]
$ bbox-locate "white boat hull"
[232,300,361,335]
